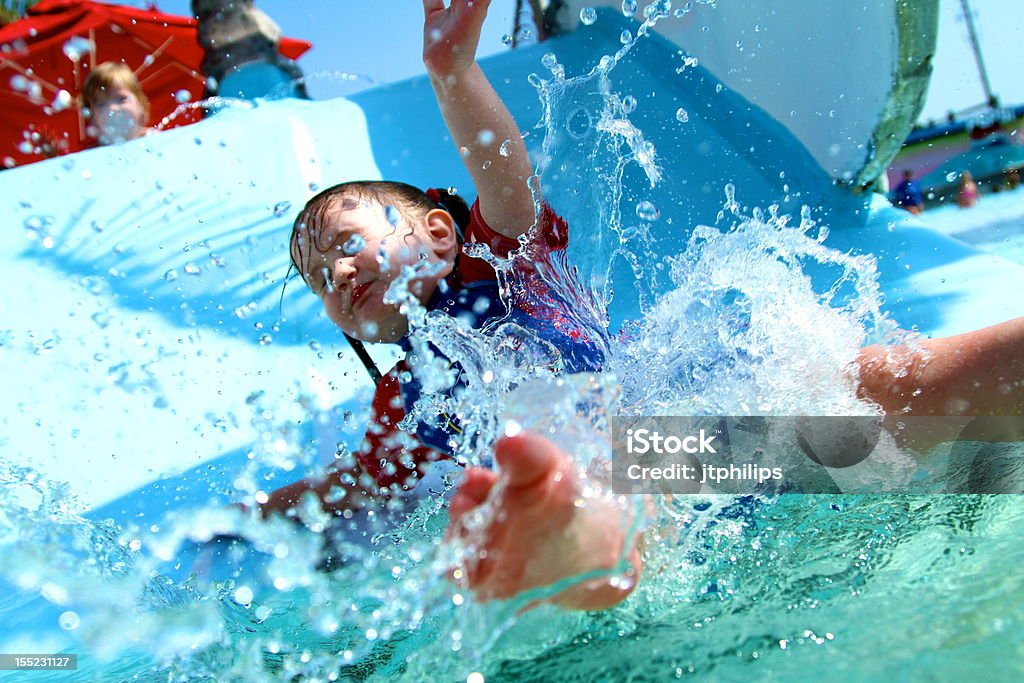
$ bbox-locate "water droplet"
[477,129,495,146]
[163,269,179,282]
[343,234,366,255]
[620,29,632,44]
[447,186,458,195]
[183,263,201,276]
[517,27,532,42]
[234,586,254,604]
[498,139,512,158]
[675,108,689,123]
[91,311,111,328]
[501,33,513,46]
[621,96,637,114]
[58,610,80,630]
[174,89,191,104]
[635,200,660,221]
[308,182,319,192]
[62,36,93,61]
[52,89,72,111]
[621,0,638,16]
[10,74,29,91]
[258,333,273,346]
[580,7,597,25]
[273,201,292,217]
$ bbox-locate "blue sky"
[153,1,1022,124]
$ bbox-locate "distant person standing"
[957,171,980,208]
[81,62,151,146]
[893,170,924,214]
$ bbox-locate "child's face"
[90,86,146,144]
[296,198,457,343]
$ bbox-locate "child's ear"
[423,208,458,257]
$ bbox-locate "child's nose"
[332,258,356,287]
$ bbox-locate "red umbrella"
[0,0,311,168]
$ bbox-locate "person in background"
[892,169,924,214]
[957,170,980,208]
[81,62,151,146]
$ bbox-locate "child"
[265,0,1024,611]
[958,170,980,208]
[263,0,640,611]
[81,62,150,146]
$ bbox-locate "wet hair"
[81,62,150,124]
[288,180,470,288]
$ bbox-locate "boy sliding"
[265,0,642,610]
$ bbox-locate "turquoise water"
[3,5,1024,682]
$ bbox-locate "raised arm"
[422,0,536,239]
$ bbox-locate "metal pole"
[958,0,997,107]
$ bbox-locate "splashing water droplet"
[384,205,401,226]
[676,108,689,123]
[621,0,638,16]
[273,201,291,217]
[174,89,191,104]
[343,234,366,255]
[501,33,513,46]
[58,610,80,630]
[10,74,29,91]
[163,269,179,282]
[52,89,72,111]
[258,334,273,346]
[183,263,201,276]
[62,36,93,61]
[477,129,494,146]
[635,200,660,221]
[621,95,637,114]
[308,182,319,192]
[620,29,632,44]
[447,186,458,195]
[499,139,511,157]
[580,7,598,24]
[541,52,558,70]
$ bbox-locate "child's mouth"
[350,282,372,310]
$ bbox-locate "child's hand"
[446,431,642,611]
[422,0,491,77]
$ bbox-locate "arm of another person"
[857,317,1024,448]
[422,0,536,240]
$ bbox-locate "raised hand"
[422,0,492,77]
[447,431,643,611]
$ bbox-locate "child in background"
[957,170,980,208]
[81,62,150,146]
[265,0,1024,611]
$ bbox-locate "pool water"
[924,185,1024,266]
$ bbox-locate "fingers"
[494,431,568,489]
[447,466,498,528]
[422,0,445,15]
